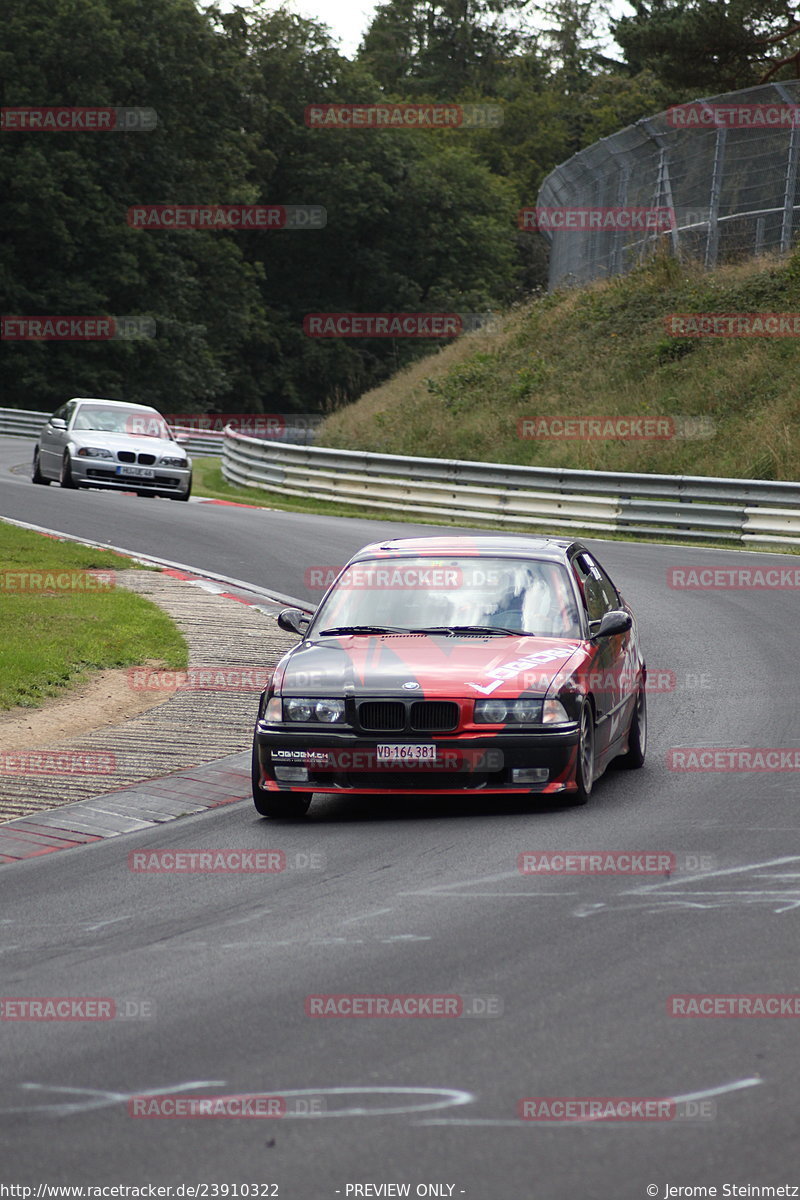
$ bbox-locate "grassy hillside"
[319,250,800,482]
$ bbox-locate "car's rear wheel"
[32,449,50,485]
[59,451,77,489]
[563,702,595,806]
[616,685,647,769]
[251,741,312,818]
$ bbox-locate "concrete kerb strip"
[0,751,251,865]
[0,533,305,864]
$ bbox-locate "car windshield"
[72,405,169,438]
[313,556,583,638]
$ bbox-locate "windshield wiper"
[409,625,521,637]
[318,625,409,636]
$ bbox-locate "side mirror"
[277,607,311,636]
[594,609,632,639]
[49,417,67,430]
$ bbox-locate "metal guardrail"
[222,429,800,546]
[0,409,317,456]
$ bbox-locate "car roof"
[350,535,585,563]
[69,398,160,412]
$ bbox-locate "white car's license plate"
[116,466,155,478]
[377,744,437,761]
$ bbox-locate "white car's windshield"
[313,557,583,638]
[72,405,169,438]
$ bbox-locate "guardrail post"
[776,83,800,252]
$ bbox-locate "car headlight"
[284,697,345,723]
[474,698,543,724]
[160,456,188,468]
[76,447,114,458]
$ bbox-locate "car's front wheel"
[59,451,77,489]
[32,448,50,485]
[616,685,647,769]
[563,702,595,806]
[251,741,312,818]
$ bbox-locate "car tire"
[563,701,595,806]
[59,451,77,489]
[616,685,647,769]
[32,449,50,485]
[251,741,312,818]
[173,476,192,502]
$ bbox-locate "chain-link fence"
[536,80,800,289]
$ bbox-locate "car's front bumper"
[70,459,191,494]
[253,724,581,795]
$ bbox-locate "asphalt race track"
[2,434,800,1197]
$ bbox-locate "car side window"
[63,401,78,426]
[572,553,619,625]
[588,557,620,613]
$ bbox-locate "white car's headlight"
[76,447,114,458]
[160,456,188,468]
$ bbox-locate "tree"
[0,0,263,412]
[612,0,800,95]
[358,0,537,97]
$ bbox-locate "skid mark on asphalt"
[0,1084,474,1120]
[0,1080,226,1117]
[573,855,800,916]
[417,1077,763,1126]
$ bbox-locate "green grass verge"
[0,522,188,710]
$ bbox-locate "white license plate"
[376,744,437,762]
[116,466,154,478]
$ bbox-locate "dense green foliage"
[2,0,797,416]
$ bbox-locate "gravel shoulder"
[0,569,295,821]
